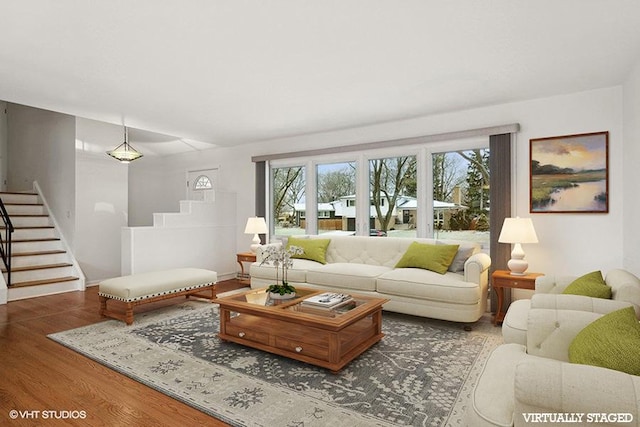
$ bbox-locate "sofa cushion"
[306,263,391,292]
[250,258,322,283]
[562,270,612,299]
[395,241,459,274]
[569,306,640,375]
[287,236,331,264]
[444,243,476,273]
[377,268,480,305]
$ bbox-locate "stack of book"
[301,293,355,311]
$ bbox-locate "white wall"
[130,86,625,279]
[75,118,129,283]
[128,155,183,227]
[7,103,76,245]
[623,59,640,276]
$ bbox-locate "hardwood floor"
[0,279,249,426]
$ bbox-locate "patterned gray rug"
[49,301,501,427]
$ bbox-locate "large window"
[369,155,417,237]
[316,162,356,234]
[268,142,491,250]
[272,166,305,237]
[432,148,490,248]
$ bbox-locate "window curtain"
[489,133,512,313]
[255,161,266,244]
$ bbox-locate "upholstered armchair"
[502,269,640,345]
[465,308,640,426]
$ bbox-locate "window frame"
[268,137,489,239]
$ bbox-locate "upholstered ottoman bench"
[98,268,218,325]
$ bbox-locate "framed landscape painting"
[530,131,609,213]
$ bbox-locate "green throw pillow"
[562,270,612,299]
[287,237,331,264]
[395,242,459,275]
[569,306,640,375]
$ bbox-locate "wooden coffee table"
[215,287,389,373]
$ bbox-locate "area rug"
[49,302,501,427]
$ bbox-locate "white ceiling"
[2,0,640,153]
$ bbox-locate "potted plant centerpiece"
[260,244,304,299]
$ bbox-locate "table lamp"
[244,217,268,253]
[498,217,538,276]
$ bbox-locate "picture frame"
[530,131,609,213]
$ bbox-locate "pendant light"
[106,126,143,163]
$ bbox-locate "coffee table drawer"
[225,323,270,346]
[275,336,329,361]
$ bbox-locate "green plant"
[266,282,296,295]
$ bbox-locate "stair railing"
[0,197,13,286]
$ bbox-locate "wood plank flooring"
[0,279,249,426]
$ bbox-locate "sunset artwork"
[530,132,608,213]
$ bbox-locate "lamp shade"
[244,217,268,234]
[498,217,538,244]
[106,126,143,163]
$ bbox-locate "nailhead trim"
[98,281,215,302]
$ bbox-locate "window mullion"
[306,160,317,235]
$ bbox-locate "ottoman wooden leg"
[99,296,108,317]
[125,303,134,325]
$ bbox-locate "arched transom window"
[194,175,213,190]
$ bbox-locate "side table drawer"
[237,254,256,263]
[493,277,535,290]
[225,323,270,346]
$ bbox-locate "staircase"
[1,191,84,301]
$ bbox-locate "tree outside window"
[273,166,305,235]
[369,156,417,234]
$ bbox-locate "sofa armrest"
[464,252,491,284]
[531,293,633,314]
[514,357,640,426]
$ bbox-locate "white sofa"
[466,308,640,426]
[249,235,491,323]
[502,269,640,345]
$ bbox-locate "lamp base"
[249,234,261,253]
[507,258,529,276]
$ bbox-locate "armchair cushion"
[562,270,611,299]
[514,356,640,426]
[569,306,640,375]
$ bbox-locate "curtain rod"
[251,123,519,163]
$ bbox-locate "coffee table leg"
[373,310,382,335]
[219,307,231,337]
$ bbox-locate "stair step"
[1,226,54,230]
[4,204,46,215]
[0,191,38,195]
[9,276,79,288]
[3,202,44,206]
[0,192,40,205]
[12,238,61,243]
[12,250,67,257]
[2,262,73,273]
